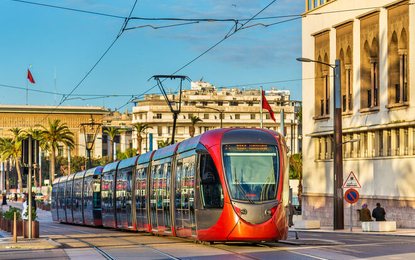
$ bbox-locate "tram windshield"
[223,144,279,202]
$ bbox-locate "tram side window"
[199,154,224,208]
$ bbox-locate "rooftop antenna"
[149,75,191,145]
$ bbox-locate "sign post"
[344,188,360,232]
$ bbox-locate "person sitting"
[372,202,386,221]
[361,203,373,222]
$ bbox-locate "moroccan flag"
[262,90,276,122]
[27,69,35,84]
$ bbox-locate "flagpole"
[26,76,28,105]
[260,86,263,128]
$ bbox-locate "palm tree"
[132,123,152,154]
[38,119,75,183]
[0,137,23,192]
[189,116,203,137]
[103,127,120,162]
[9,128,24,192]
[23,127,49,187]
[157,139,170,148]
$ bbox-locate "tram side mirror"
[195,143,209,154]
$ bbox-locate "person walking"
[286,201,298,227]
[1,194,7,206]
[372,202,386,221]
[361,203,373,222]
[31,192,37,212]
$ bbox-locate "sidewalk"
[0,201,61,249]
[290,225,415,237]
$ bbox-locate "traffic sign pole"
[350,202,353,232]
[344,188,359,232]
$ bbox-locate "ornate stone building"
[301,0,414,228]
[132,82,302,155]
[0,105,108,190]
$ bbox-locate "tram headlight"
[266,205,279,216]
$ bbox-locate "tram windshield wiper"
[234,168,254,204]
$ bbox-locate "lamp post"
[297,57,344,230]
[80,117,102,169]
[196,106,224,128]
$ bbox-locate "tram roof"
[102,161,120,173]
[74,170,86,180]
[59,175,69,182]
[177,135,201,154]
[152,143,179,161]
[53,176,61,185]
[85,165,104,177]
[67,173,76,181]
[118,155,139,169]
[136,150,154,164]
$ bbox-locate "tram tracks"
[42,223,180,260]
[42,223,329,260]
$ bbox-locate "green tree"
[132,123,152,154]
[23,127,48,186]
[103,127,120,162]
[117,148,138,160]
[157,139,170,148]
[289,153,303,207]
[8,128,24,192]
[189,116,203,137]
[0,137,23,192]
[38,119,75,183]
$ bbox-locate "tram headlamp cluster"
[265,205,279,216]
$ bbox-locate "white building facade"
[301,0,415,227]
[132,84,302,155]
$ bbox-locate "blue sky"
[0,0,304,111]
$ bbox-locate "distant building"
[301,0,415,227]
[102,110,133,157]
[0,104,108,190]
[132,82,302,154]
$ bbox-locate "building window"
[387,3,409,106]
[204,114,209,119]
[403,128,408,155]
[188,114,193,119]
[387,129,392,156]
[359,12,380,110]
[230,101,238,106]
[218,101,223,106]
[158,126,162,137]
[102,134,108,143]
[266,114,270,120]
[235,114,240,120]
[250,114,256,120]
[314,31,330,118]
[247,102,253,106]
[201,101,208,106]
[204,127,209,132]
[156,113,162,119]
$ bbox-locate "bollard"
[13,212,17,243]
[295,231,299,240]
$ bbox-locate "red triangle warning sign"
[342,171,361,188]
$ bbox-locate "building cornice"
[332,19,354,29]
[383,0,409,9]
[307,120,415,137]
[311,28,331,37]
[0,105,109,115]
[356,9,380,20]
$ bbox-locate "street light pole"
[196,106,224,128]
[297,57,344,230]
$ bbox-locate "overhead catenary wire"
[36,0,139,124]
